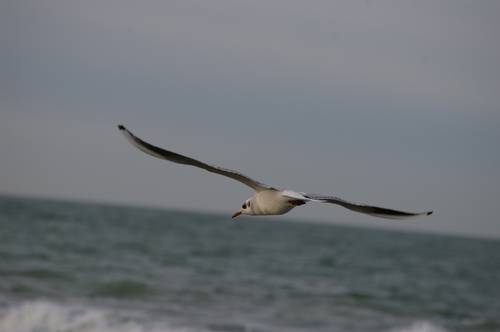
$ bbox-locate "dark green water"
[0,195,499,332]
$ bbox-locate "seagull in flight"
[118,125,433,220]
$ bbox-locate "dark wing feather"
[118,125,272,191]
[303,193,433,220]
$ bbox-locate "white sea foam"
[388,321,449,332]
[0,301,198,332]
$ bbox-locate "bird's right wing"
[282,190,433,220]
[118,125,273,192]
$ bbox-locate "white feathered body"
[249,190,295,215]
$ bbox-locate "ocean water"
[0,195,499,332]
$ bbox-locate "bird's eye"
[242,203,246,209]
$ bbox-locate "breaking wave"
[0,301,196,332]
[388,321,449,332]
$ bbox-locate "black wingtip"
[427,211,433,216]
[118,124,125,131]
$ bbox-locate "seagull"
[118,125,433,220]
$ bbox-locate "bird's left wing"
[118,125,273,191]
[281,190,433,220]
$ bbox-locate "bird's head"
[231,198,253,219]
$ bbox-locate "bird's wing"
[281,190,433,220]
[118,125,273,191]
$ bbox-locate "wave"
[90,279,156,299]
[0,302,453,332]
[0,301,197,332]
[388,321,449,332]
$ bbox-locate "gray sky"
[2,0,500,238]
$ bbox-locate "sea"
[0,195,499,332]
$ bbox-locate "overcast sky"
[2,0,500,238]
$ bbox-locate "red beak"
[231,211,242,219]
